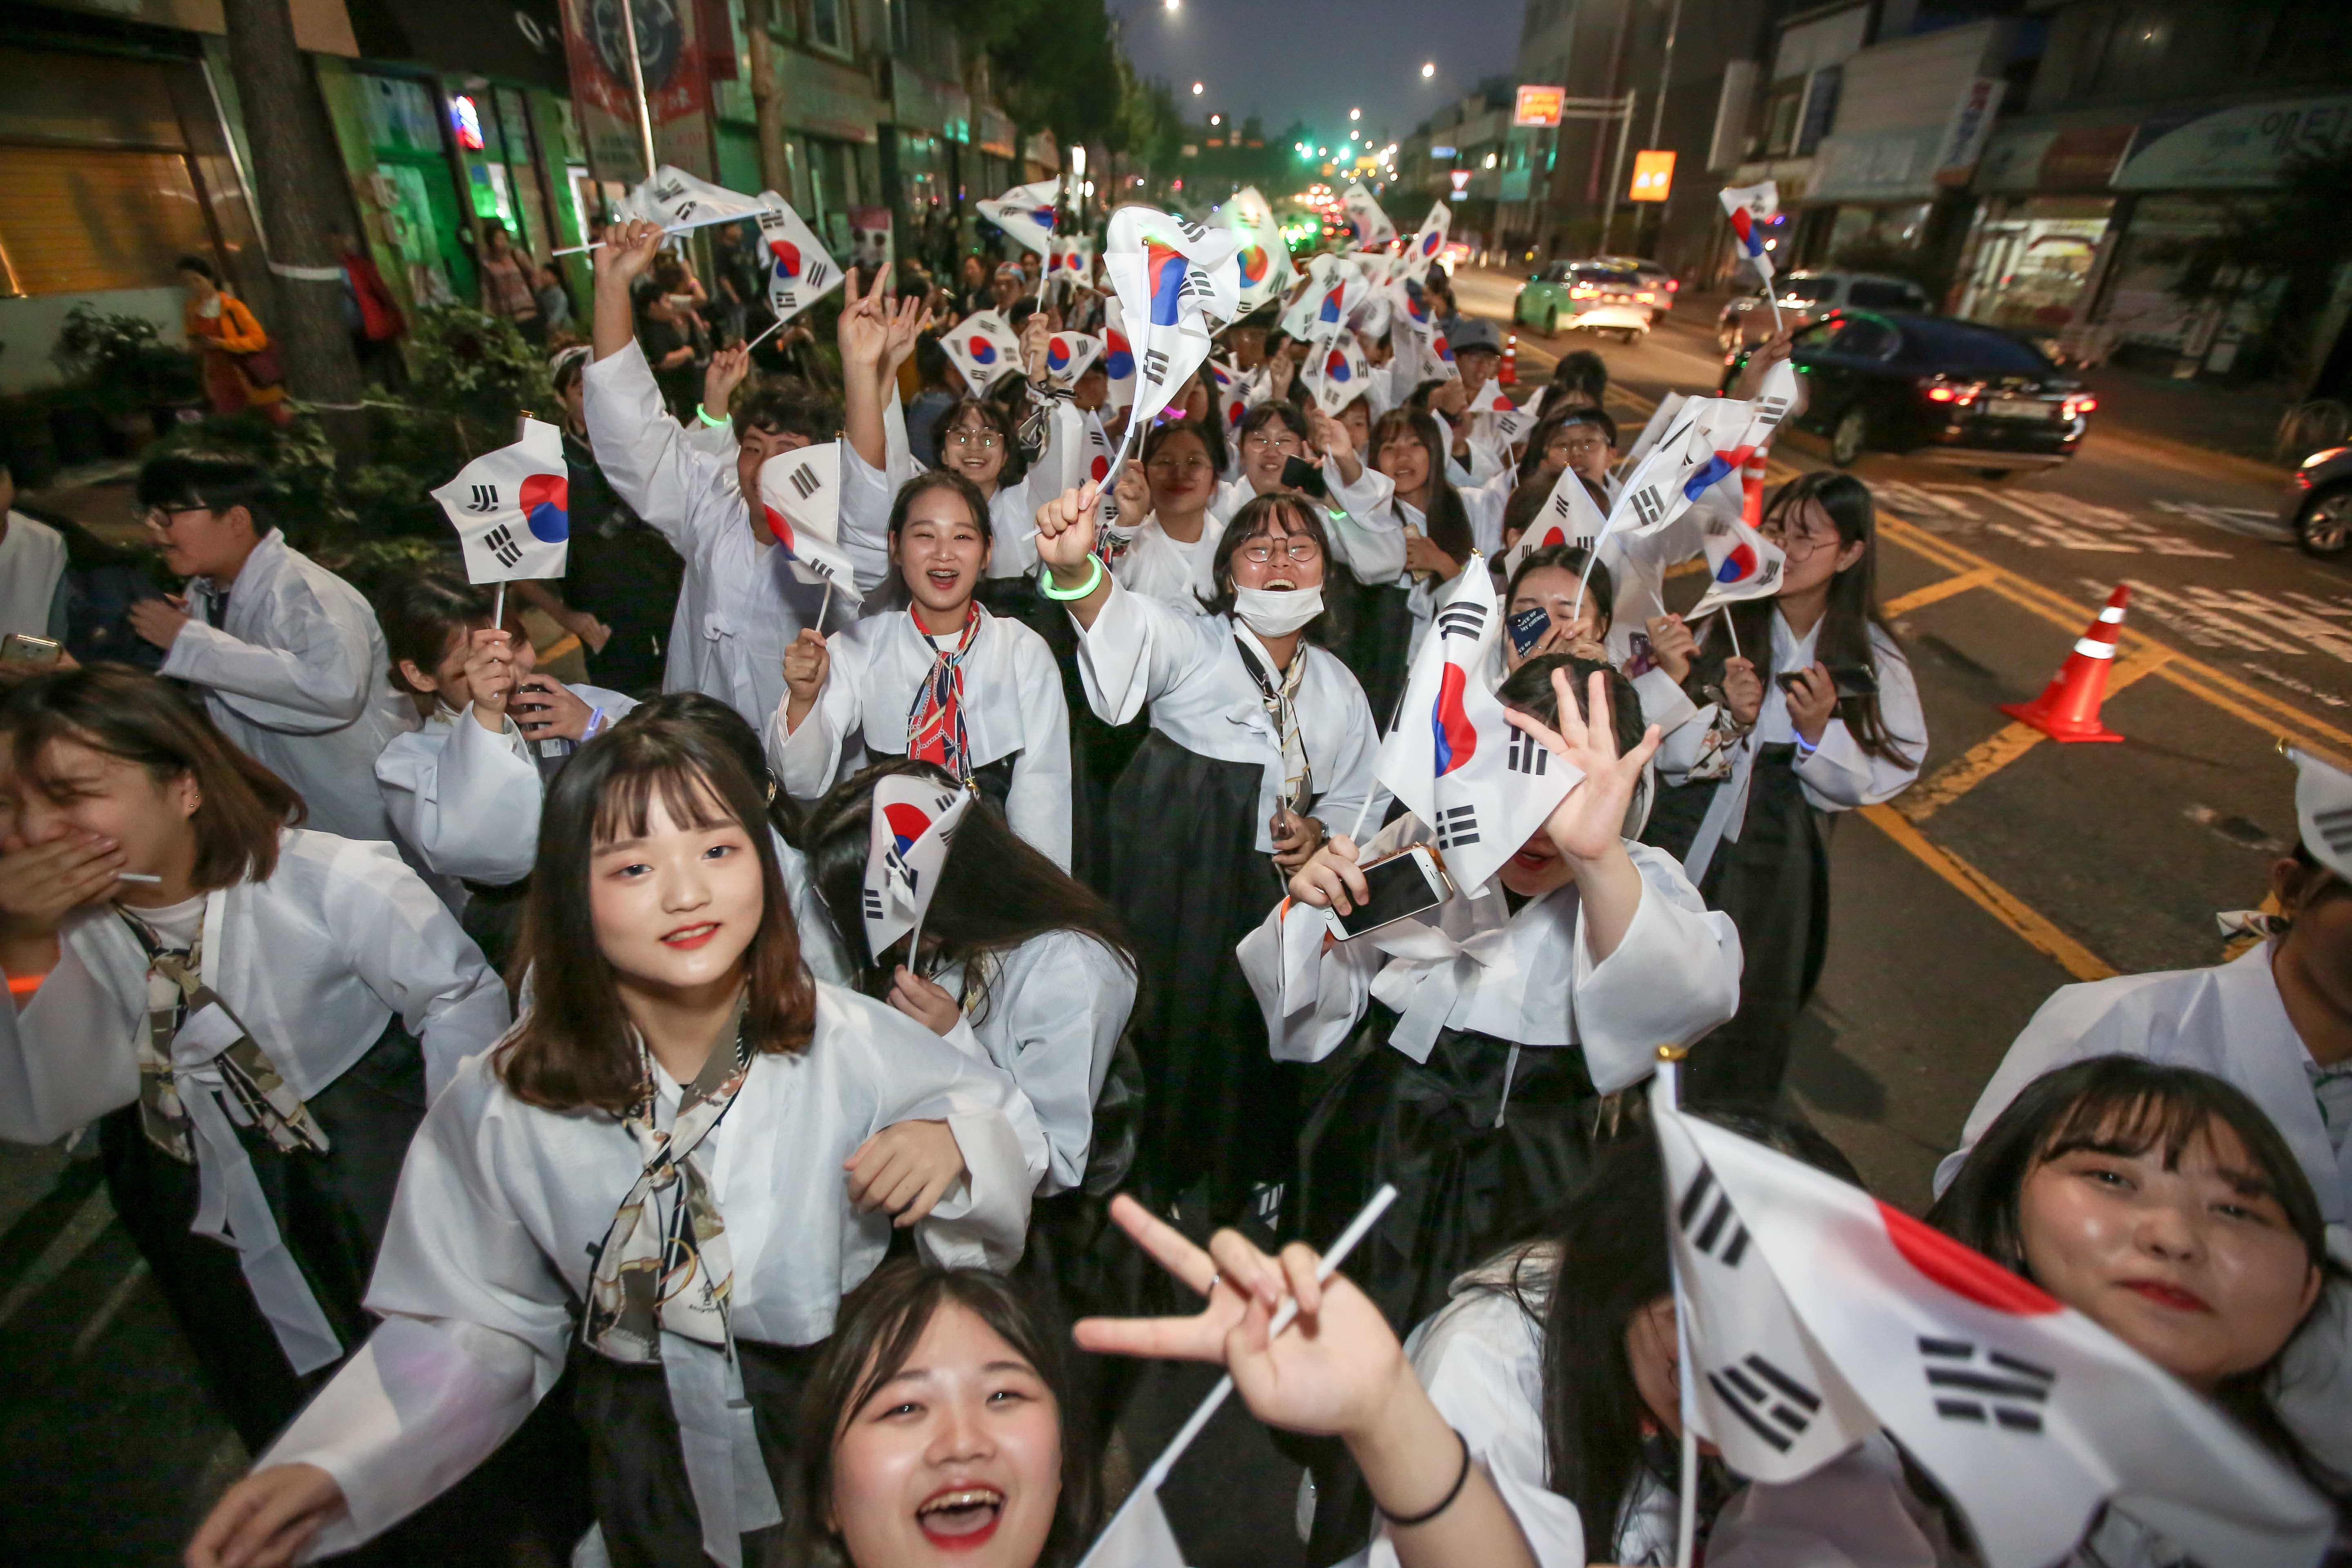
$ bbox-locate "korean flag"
[753,194,843,324]
[432,418,570,584]
[1280,253,1365,345]
[1404,201,1452,272]
[862,774,975,964]
[1304,336,1368,418]
[1686,512,1788,621]
[755,441,856,588]
[1226,184,1298,313]
[1372,559,1579,898]
[1100,297,1138,413]
[977,178,1062,256]
[1341,181,1396,247]
[1102,207,1240,428]
[1042,331,1103,388]
[943,308,1025,393]
[621,165,772,234]
[1719,180,1780,285]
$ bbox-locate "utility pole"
[1644,0,1684,256]
[615,0,659,178]
[744,0,787,195]
[217,0,366,456]
[1599,91,1635,254]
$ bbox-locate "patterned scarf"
[906,604,981,784]
[582,996,753,1363]
[116,909,330,1164]
[1235,631,1312,813]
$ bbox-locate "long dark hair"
[373,568,493,700]
[1506,544,1617,641]
[1204,491,1337,621]
[0,665,301,887]
[1139,419,1215,510]
[1236,399,1307,464]
[1370,406,1474,563]
[1927,1056,2345,1495]
[930,396,1027,489]
[496,722,816,1114]
[1522,1111,1860,1551]
[1701,470,1915,764]
[615,690,803,846]
[802,759,1135,1018]
[789,1260,1100,1568]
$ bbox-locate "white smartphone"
[1320,844,1455,941]
[0,633,61,668]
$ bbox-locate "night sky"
[1103,0,1521,165]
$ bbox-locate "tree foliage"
[961,0,1119,148]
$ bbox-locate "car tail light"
[1637,290,1656,302]
[1569,284,1595,298]
[1922,380,1979,406]
[2062,394,2098,419]
[1666,279,1679,291]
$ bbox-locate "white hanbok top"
[1674,614,1924,884]
[259,984,1045,1557]
[1348,1246,1949,1568]
[1394,489,1508,662]
[1239,813,1740,1078]
[0,830,507,1374]
[160,531,417,842]
[0,508,66,639]
[837,433,1061,585]
[1208,457,1407,587]
[584,342,843,728]
[768,605,1072,868]
[934,930,1137,1195]
[1071,581,1378,853]
[1107,511,1223,613]
[374,687,637,888]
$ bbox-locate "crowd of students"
[0,205,2347,1568]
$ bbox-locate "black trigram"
[484,523,522,568]
[1705,1354,1823,1453]
[1676,1162,1751,1267]
[883,846,918,895]
[652,177,686,201]
[1753,559,1782,589]
[2315,806,2352,858]
[1178,269,1209,303]
[1143,348,1171,382]
[1920,1337,2054,1433]
[670,198,697,220]
[1630,487,1667,528]
[1507,726,1549,775]
[788,462,824,500]
[1756,394,1792,425]
[1434,804,1480,849]
[466,483,500,513]
[1435,603,1485,642]
[1174,216,1207,243]
[803,259,830,290]
[1547,490,1579,519]
[773,287,799,309]
[862,887,884,920]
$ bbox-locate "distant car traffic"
[2284,445,2352,558]
[1597,255,1679,312]
[1718,270,1935,351]
[1515,260,1653,342]
[1723,309,2093,473]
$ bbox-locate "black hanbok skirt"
[1319,569,1412,737]
[1107,729,1298,1226]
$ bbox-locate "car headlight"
[2302,447,2347,468]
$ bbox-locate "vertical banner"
[558,0,717,183]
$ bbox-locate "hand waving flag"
[1102,207,1240,428]
[752,193,842,324]
[1304,336,1369,417]
[862,774,974,964]
[1720,180,1780,286]
[755,442,856,587]
[433,418,570,584]
[621,166,773,234]
[1372,561,1579,897]
[977,178,1062,256]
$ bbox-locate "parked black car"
[1723,310,2093,474]
[2283,445,2352,559]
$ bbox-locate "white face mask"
[1233,584,1324,637]
[197,295,223,319]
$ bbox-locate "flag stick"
[1137,1184,1399,1494]
[1764,277,1784,335]
[1094,403,1149,500]
[818,576,835,631]
[1720,604,1742,662]
[1650,583,1672,618]
[743,312,788,353]
[492,582,506,630]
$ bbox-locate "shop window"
[1760,80,1803,158]
[810,0,848,54]
[0,145,212,296]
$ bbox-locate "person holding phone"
[370,570,635,958]
[1032,482,1378,1232]
[1247,656,1738,1336]
[1642,471,1925,1106]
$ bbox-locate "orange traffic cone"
[1740,448,1770,528]
[1499,334,1518,386]
[2001,584,2130,742]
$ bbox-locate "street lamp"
[1192,81,1204,95]
[1350,108,1361,120]
[1421,62,1436,78]
[1163,0,1178,11]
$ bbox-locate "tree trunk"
[218,0,368,459]
[743,0,787,197]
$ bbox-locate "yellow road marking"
[1897,646,2175,822]
[1861,806,2117,982]
[1882,567,1997,618]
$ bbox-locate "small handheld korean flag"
[1719,180,1780,286]
[1372,561,1580,896]
[755,442,856,587]
[1042,331,1103,389]
[1305,336,1368,417]
[1102,207,1241,428]
[433,418,570,584]
[1403,201,1452,272]
[1227,185,1298,313]
[862,774,975,965]
[1281,254,1365,345]
[943,308,1024,392]
[753,194,842,324]
[623,166,773,234]
[1523,461,1607,553]
[1489,385,1544,450]
[1668,1093,2334,1568]
[977,178,1062,256]
[1652,1073,1878,1483]
[1686,513,1788,621]
[2286,744,2352,879]
[1100,297,1138,412]
[1051,234,1097,283]
[1342,182,1396,247]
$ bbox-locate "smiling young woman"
[184,724,1045,1568]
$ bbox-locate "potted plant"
[51,303,184,452]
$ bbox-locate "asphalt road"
[7,272,2349,1567]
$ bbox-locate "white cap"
[2286,742,2352,880]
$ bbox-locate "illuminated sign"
[1628,148,1675,202]
[1514,85,1566,128]
[1449,170,1472,196]
[450,94,485,151]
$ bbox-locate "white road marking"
[2151,497,2294,540]
[2095,577,2352,664]
[72,1258,149,1360]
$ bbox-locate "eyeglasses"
[1147,456,1214,475]
[1548,436,1610,457]
[945,430,1000,451]
[1239,538,1323,565]
[140,506,207,532]
[1243,432,1303,453]
[1758,521,1837,559]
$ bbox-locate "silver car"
[1718,270,1933,350]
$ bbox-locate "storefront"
[1953,124,2135,336]
[778,42,882,256]
[881,60,969,261]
